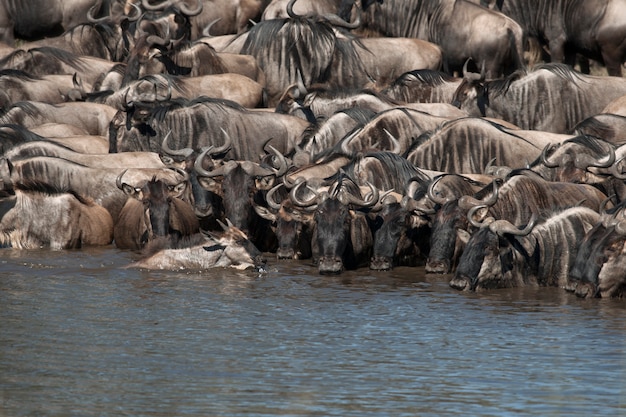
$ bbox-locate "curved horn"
[194,146,226,177]
[202,18,222,37]
[286,0,300,19]
[161,130,194,158]
[427,175,448,205]
[141,0,174,11]
[574,145,616,169]
[321,0,362,29]
[176,0,203,16]
[116,169,129,190]
[540,143,561,168]
[126,2,143,21]
[382,128,401,154]
[600,194,616,217]
[339,181,379,208]
[289,178,319,207]
[266,183,284,210]
[610,155,626,179]
[489,214,537,237]
[86,3,110,23]
[458,180,499,210]
[462,58,483,82]
[213,128,233,156]
[615,219,626,236]
[265,145,289,177]
[467,204,490,228]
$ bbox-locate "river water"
[1,246,625,416]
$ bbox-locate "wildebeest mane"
[240,17,336,86]
[573,114,626,140]
[148,96,247,123]
[0,69,41,81]
[141,74,189,96]
[13,179,94,205]
[298,107,377,153]
[27,46,89,71]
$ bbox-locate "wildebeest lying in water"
[125,220,265,271]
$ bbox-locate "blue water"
[1,247,625,416]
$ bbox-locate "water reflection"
[1,247,625,416]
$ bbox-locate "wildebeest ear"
[197,177,221,193]
[253,204,277,223]
[168,182,187,199]
[457,229,471,245]
[121,183,141,199]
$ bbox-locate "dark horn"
[266,183,284,210]
[176,0,203,16]
[541,143,560,168]
[161,131,194,158]
[427,175,448,205]
[490,214,537,237]
[116,169,129,190]
[141,0,173,11]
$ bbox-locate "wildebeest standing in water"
[450,206,601,291]
[113,170,200,251]
[0,181,114,249]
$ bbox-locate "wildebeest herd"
[1,0,626,299]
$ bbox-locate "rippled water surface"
[1,246,625,416]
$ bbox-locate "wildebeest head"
[535,136,616,183]
[290,173,378,274]
[425,179,500,274]
[569,203,626,299]
[194,143,289,251]
[369,194,429,271]
[450,216,536,291]
[114,168,199,250]
[253,182,314,260]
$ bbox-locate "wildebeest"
[426,170,610,274]
[289,172,379,273]
[346,0,525,78]
[0,155,189,222]
[21,3,141,62]
[126,219,265,270]
[479,0,626,76]
[380,69,464,104]
[253,182,314,260]
[0,180,114,249]
[0,70,90,111]
[451,63,626,133]
[3,140,166,169]
[450,206,601,291]
[567,201,626,298]
[403,117,560,173]
[0,46,121,88]
[226,0,368,105]
[111,96,309,158]
[0,101,118,137]
[193,144,290,251]
[0,0,131,45]
[113,170,200,250]
[89,72,266,109]
[572,113,626,146]
[369,194,431,270]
